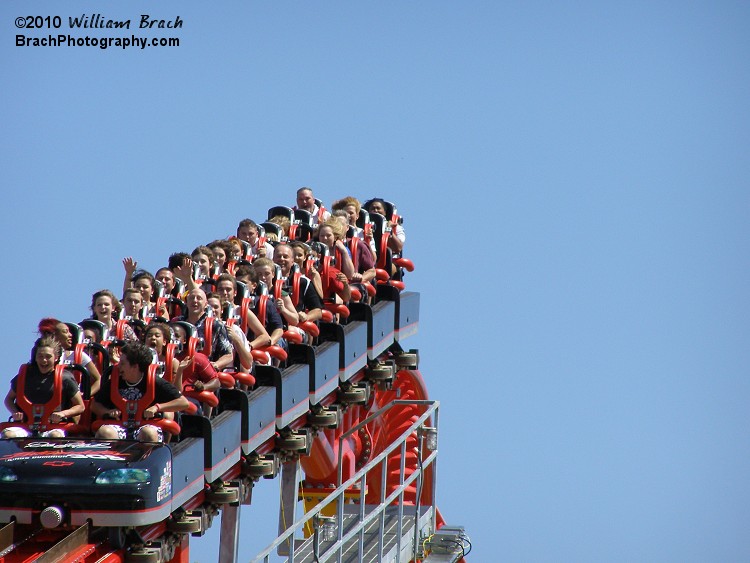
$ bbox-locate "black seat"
[293,208,314,226]
[267,206,294,222]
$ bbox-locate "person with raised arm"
[122,258,168,319]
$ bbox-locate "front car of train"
[0,438,173,528]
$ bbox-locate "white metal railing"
[252,399,440,563]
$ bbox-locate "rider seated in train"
[91,341,190,442]
[214,272,272,353]
[364,198,406,254]
[191,245,216,284]
[138,322,184,426]
[273,243,324,324]
[155,266,178,298]
[206,292,254,376]
[266,215,291,240]
[294,186,330,227]
[174,288,234,373]
[90,289,138,343]
[225,237,246,264]
[253,258,299,329]
[167,252,197,293]
[317,219,374,303]
[121,259,168,320]
[235,267,286,352]
[236,218,274,260]
[118,288,149,341]
[207,239,234,275]
[154,265,187,320]
[305,241,352,310]
[316,219,356,279]
[38,318,102,396]
[231,266,290,366]
[121,287,145,319]
[80,319,106,346]
[332,196,377,256]
[330,211,378,301]
[2,336,86,438]
[168,322,222,416]
[288,241,324,299]
[144,322,181,383]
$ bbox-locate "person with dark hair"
[236,218,274,260]
[133,270,157,301]
[191,245,215,280]
[2,336,85,438]
[143,322,185,423]
[119,288,147,341]
[38,318,102,395]
[272,243,323,324]
[169,323,222,414]
[121,258,167,319]
[295,187,330,226]
[168,252,208,296]
[233,264,254,283]
[253,258,299,328]
[143,322,180,383]
[91,341,189,442]
[122,287,145,320]
[365,198,406,255]
[89,289,137,343]
[206,293,254,375]
[234,267,286,349]
[167,252,192,272]
[214,273,271,353]
[176,288,234,372]
[155,267,177,296]
[207,239,234,273]
[288,241,324,298]
[154,265,186,319]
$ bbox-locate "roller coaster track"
[0,274,467,562]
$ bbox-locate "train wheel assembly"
[338,382,369,405]
[307,406,339,428]
[205,483,240,505]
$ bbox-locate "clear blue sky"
[2,1,749,561]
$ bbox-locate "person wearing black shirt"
[2,336,85,438]
[91,342,189,442]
